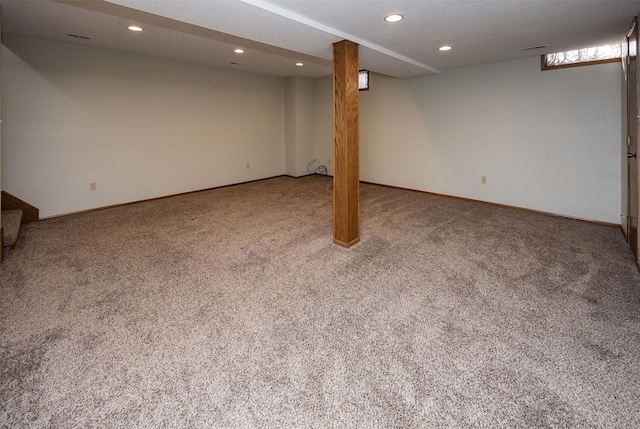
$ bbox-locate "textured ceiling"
[0,0,639,78]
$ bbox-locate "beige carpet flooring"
[1,175,639,428]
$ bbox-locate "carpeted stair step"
[2,209,23,248]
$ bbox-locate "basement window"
[359,70,370,91]
[541,43,621,70]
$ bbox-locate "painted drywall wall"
[0,5,3,215]
[621,60,629,234]
[284,76,317,177]
[1,35,285,218]
[284,77,297,176]
[313,77,333,176]
[315,57,622,224]
[1,33,623,223]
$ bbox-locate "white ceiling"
[0,0,639,78]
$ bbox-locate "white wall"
[621,58,629,234]
[0,5,3,215]
[313,77,333,176]
[1,35,285,218]
[315,56,622,224]
[1,34,624,224]
[284,76,317,177]
[284,77,297,176]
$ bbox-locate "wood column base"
[333,236,360,248]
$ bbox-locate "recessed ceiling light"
[385,14,403,23]
[296,62,304,66]
[128,25,143,32]
[439,45,452,51]
[234,49,245,54]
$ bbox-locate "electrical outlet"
[481,176,487,185]
[90,182,97,191]
[246,162,250,170]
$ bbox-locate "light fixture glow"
[128,25,143,32]
[359,70,369,91]
[385,14,403,23]
[439,45,452,51]
[234,48,245,54]
[296,62,304,66]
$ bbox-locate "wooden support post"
[333,40,360,248]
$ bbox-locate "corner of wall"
[0,4,3,212]
[284,76,319,177]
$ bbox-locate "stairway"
[1,192,39,262]
[2,208,23,251]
